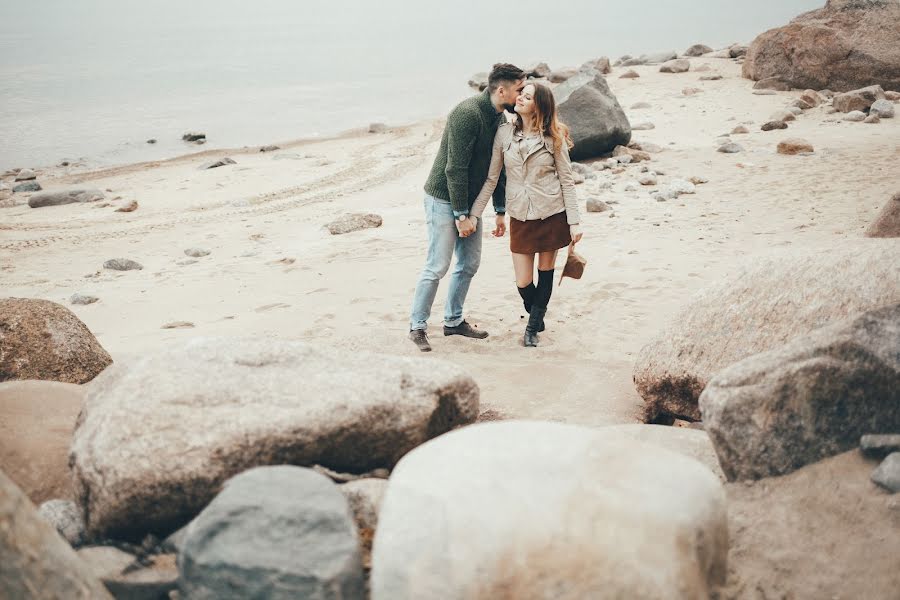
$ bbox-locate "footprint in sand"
[255,303,290,312]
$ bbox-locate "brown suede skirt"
[509,211,572,254]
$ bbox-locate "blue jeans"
[410,194,483,331]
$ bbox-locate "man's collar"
[479,89,499,119]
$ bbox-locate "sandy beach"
[2,59,898,427]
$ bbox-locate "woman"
[470,82,583,347]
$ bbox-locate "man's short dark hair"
[488,63,525,92]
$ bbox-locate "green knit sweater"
[424,89,506,216]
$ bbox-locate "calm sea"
[0,0,821,171]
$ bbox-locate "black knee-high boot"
[525,269,554,347]
[517,283,545,332]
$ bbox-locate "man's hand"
[492,214,507,237]
[456,217,477,238]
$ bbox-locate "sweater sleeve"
[444,107,480,215]
[554,139,581,225]
[470,127,505,219]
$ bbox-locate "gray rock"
[37,499,86,546]
[570,161,590,175]
[761,120,789,131]
[833,85,887,112]
[146,139,157,144]
[259,144,280,152]
[182,132,206,142]
[70,294,99,306]
[717,142,744,153]
[199,157,236,170]
[553,71,631,160]
[370,421,727,600]
[731,125,749,134]
[642,50,679,64]
[635,240,900,422]
[872,453,900,493]
[1,471,113,599]
[729,45,748,59]
[28,188,104,208]
[844,110,867,122]
[754,77,790,91]
[786,106,803,115]
[13,181,41,193]
[0,299,112,384]
[701,303,900,481]
[621,56,647,66]
[368,122,388,134]
[865,114,881,123]
[792,98,814,110]
[548,67,578,83]
[638,173,658,186]
[631,121,655,130]
[619,69,640,79]
[871,98,895,118]
[524,62,551,78]
[861,434,900,457]
[103,258,143,271]
[684,44,714,57]
[326,213,383,235]
[865,191,900,238]
[79,546,178,600]
[659,58,690,73]
[586,198,611,213]
[179,466,365,599]
[579,57,611,74]
[14,168,36,181]
[701,74,723,81]
[69,338,479,539]
[183,248,210,258]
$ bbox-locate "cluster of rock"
[633,239,900,486]
[465,42,749,161]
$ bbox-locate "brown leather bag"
[559,241,587,285]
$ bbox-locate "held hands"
[492,214,506,237]
[570,224,584,244]
[456,216,477,238]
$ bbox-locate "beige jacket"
[471,122,580,225]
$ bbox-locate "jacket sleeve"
[554,139,581,225]
[470,127,505,219]
[444,108,479,215]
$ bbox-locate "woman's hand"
[492,215,506,237]
[570,224,583,244]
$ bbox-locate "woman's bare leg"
[537,250,559,271]
[511,252,536,287]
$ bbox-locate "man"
[409,63,526,352]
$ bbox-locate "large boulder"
[865,191,900,237]
[742,0,900,92]
[0,298,112,384]
[179,466,365,600]
[633,240,900,422]
[0,470,113,599]
[371,421,727,600]
[597,423,725,480]
[0,381,85,504]
[69,338,478,539]
[553,71,631,160]
[28,189,104,209]
[700,303,900,481]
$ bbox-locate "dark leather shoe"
[443,320,489,339]
[409,329,432,352]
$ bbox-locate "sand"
[2,57,899,597]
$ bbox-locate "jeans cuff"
[444,317,464,327]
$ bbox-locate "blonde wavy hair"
[515,82,574,151]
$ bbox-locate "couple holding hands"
[409,62,584,352]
